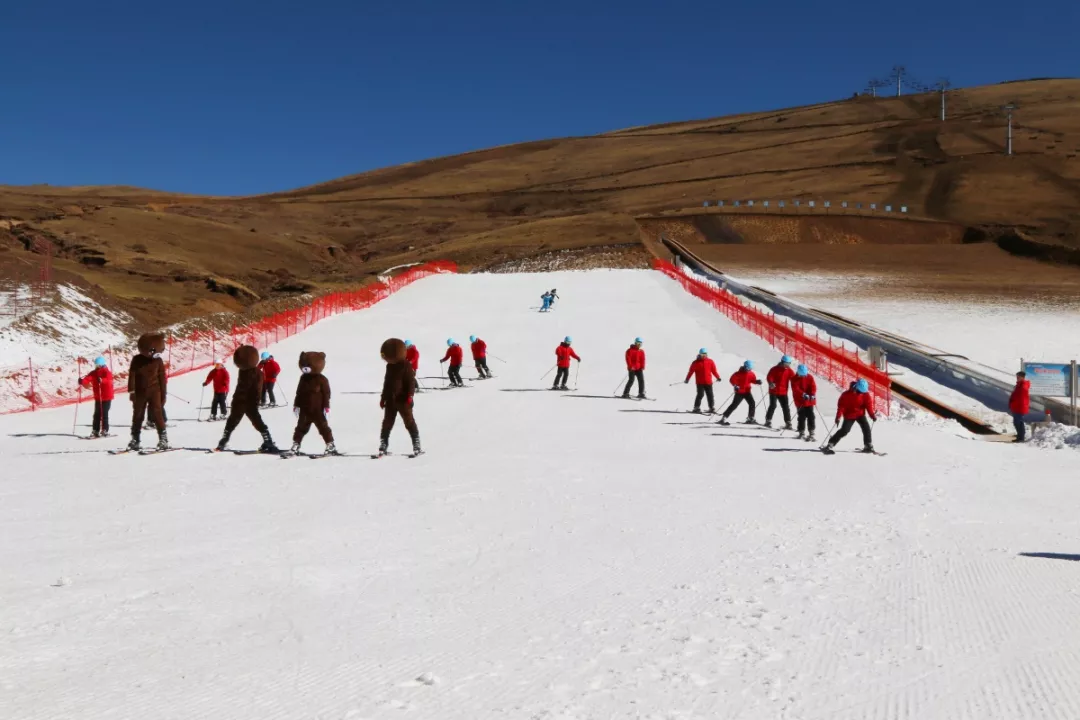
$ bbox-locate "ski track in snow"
[2,270,1080,720]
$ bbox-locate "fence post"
[28,357,35,411]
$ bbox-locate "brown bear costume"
[216,345,279,452]
[291,351,335,453]
[379,338,420,455]
[127,333,168,450]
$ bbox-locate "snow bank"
[1030,422,1080,450]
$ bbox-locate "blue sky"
[2,0,1075,195]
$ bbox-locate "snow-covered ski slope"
[4,270,1080,720]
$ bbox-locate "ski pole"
[573,361,580,391]
[72,392,81,435]
[168,392,191,404]
[440,360,447,388]
[540,364,556,381]
[668,381,684,387]
[489,354,508,364]
[197,384,206,422]
[612,375,627,396]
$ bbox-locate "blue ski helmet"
[781,355,793,364]
[796,364,808,377]
[855,378,870,393]
[469,335,477,343]
[260,351,270,361]
[404,339,413,347]
[564,336,572,343]
[447,338,455,346]
[93,356,107,368]
[634,337,643,344]
[743,360,754,370]
[698,348,708,355]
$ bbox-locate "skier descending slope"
[203,361,230,420]
[790,364,818,441]
[823,378,877,454]
[258,352,281,408]
[289,351,336,456]
[79,356,114,438]
[378,338,421,457]
[764,355,795,430]
[441,339,465,387]
[552,336,580,390]
[684,348,720,413]
[718,360,762,425]
[215,345,280,453]
[622,337,646,399]
[126,334,168,452]
[470,335,492,378]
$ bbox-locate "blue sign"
[703,201,710,207]
[778,200,785,208]
[808,201,815,208]
[747,200,754,207]
[718,200,724,207]
[763,200,769,208]
[1023,362,1074,397]
[734,200,741,207]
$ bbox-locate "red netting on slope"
[1,261,457,414]
[654,260,890,415]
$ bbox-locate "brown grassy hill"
[1,78,1078,326]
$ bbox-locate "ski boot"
[288,442,301,457]
[806,433,816,443]
[621,393,631,399]
[550,385,560,391]
[784,422,794,431]
[717,416,731,425]
[411,435,423,457]
[209,414,218,422]
[155,430,170,452]
[743,417,758,425]
[821,443,836,455]
[258,431,279,454]
[637,394,647,400]
[860,444,876,454]
[375,438,390,458]
[324,442,340,456]
[126,436,141,452]
[796,431,804,440]
[764,420,773,428]
[215,430,232,452]
[90,431,100,439]
[559,385,569,391]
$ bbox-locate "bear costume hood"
[233,345,260,370]
[136,333,166,357]
[299,351,326,375]
[380,338,407,363]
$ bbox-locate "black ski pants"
[796,406,816,435]
[722,392,756,420]
[93,400,111,435]
[553,367,570,388]
[447,364,463,386]
[210,392,228,417]
[693,383,715,412]
[829,416,872,448]
[261,381,277,406]
[474,358,491,378]
[624,370,645,397]
[765,394,791,424]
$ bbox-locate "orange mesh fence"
[1,261,456,414]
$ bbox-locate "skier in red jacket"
[1009,371,1031,443]
[790,364,818,441]
[823,378,877,454]
[79,356,115,437]
[441,339,465,387]
[552,337,580,390]
[258,352,281,407]
[203,361,231,420]
[622,337,646,399]
[684,348,720,413]
[469,335,492,379]
[405,340,420,372]
[718,360,763,425]
[764,355,796,429]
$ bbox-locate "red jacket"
[556,343,580,369]
[203,367,231,394]
[766,365,795,396]
[406,345,419,372]
[259,358,281,383]
[837,389,876,421]
[790,374,817,408]
[80,366,115,402]
[1009,380,1031,415]
[729,368,758,394]
[442,345,464,365]
[686,357,720,385]
[625,346,645,371]
[471,339,487,360]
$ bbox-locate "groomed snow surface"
[4,270,1080,720]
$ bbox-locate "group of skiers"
[539,289,559,313]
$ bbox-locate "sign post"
[1021,360,1077,425]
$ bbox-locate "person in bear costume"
[127,333,168,451]
[290,351,336,455]
[215,345,279,453]
[378,338,421,456]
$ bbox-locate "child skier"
[405,340,420,372]
[684,348,720,413]
[79,356,114,438]
[764,355,795,429]
[718,360,763,425]
[378,338,421,457]
[127,334,168,451]
[470,335,492,378]
[552,336,580,390]
[258,352,281,407]
[289,351,336,456]
[622,337,646,399]
[216,345,279,453]
[823,378,877,454]
[441,339,465,387]
[790,364,817,441]
[203,360,230,420]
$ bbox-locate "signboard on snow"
[1023,362,1074,397]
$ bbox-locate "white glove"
[323,408,330,417]
[293,407,300,418]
